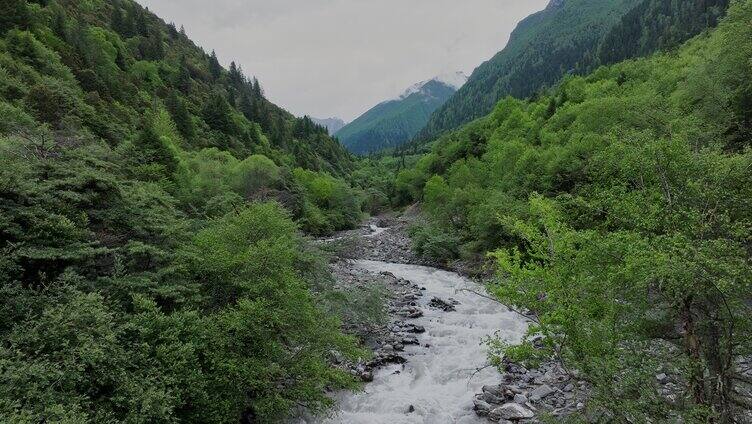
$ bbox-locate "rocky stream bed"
[291,212,592,424]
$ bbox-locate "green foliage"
[0,1,370,422]
[408,3,752,420]
[0,131,362,422]
[0,0,30,34]
[24,77,76,125]
[408,221,460,264]
[181,204,361,421]
[231,154,282,198]
[119,124,179,182]
[293,168,362,235]
[593,0,731,68]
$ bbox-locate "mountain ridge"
[310,116,346,135]
[337,73,467,155]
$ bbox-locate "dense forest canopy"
[416,0,732,144]
[396,1,752,420]
[0,0,397,422]
[1,0,751,422]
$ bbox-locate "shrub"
[409,222,460,263]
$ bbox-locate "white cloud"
[137,0,549,121]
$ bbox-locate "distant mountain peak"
[338,74,464,155]
[547,0,566,9]
[393,71,468,101]
[435,71,469,90]
[310,117,346,135]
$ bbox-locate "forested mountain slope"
[395,1,752,420]
[417,0,731,143]
[0,0,372,422]
[3,0,353,175]
[337,76,463,155]
[415,0,641,142]
[591,0,731,68]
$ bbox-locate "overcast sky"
[136,0,549,121]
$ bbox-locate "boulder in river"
[397,306,423,319]
[429,297,457,312]
[402,324,425,334]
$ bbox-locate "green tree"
[208,50,222,80]
[0,0,30,34]
[123,124,179,181]
[202,91,236,135]
[176,55,192,93]
[165,92,194,140]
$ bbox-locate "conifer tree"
[49,2,68,37]
[209,50,222,81]
[166,92,194,140]
[239,92,256,123]
[202,91,235,135]
[110,6,126,35]
[133,124,178,177]
[252,77,263,98]
[0,0,30,33]
[134,7,149,37]
[141,28,164,60]
[176,55,192,93]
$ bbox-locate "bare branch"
[457,287,539,323]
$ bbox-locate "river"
[305,259,529,424]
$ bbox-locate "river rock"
[473,396,492,416]
[428,297,456,312]
[507,385,523,394]
[530,384,555,401]
[513,393,528,404]
[402,336,419,345]
[403,324,425,334]
[490,403,535,420]
[397,307,423,319]
[360,370,374,382]
[368,353,406,367]
[482,385,506,404]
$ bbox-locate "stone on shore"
[489,403,535,420]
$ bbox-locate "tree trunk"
[704,319,734,422]
[681,297,707,407]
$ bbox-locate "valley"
[1,0,750,423]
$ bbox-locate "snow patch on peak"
[389,71,469,102]
[435,71,469,90]
[396,81,428,100]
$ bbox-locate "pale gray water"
[301,260,529,424]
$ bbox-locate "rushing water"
[302,260,529,424]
